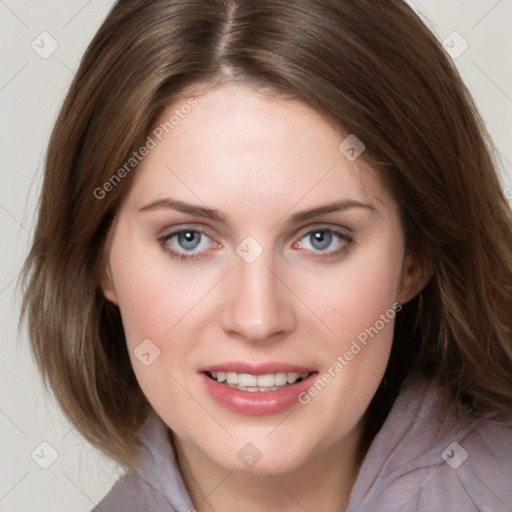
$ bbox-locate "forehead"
[123,83,390,215]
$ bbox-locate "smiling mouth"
[204,371,312,392]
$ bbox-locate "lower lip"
[200,372,317,415]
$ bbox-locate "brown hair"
[20,0,512,468]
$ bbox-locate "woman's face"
[102,83,423,474]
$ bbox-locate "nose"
[220,253,297,344]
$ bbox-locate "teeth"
[274,372,288,386]
[257,374,275,387]
[238,374,258,387]
[208,371,310,391]
[226,372,238,384]
[287,372,299,384]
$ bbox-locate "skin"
[102,83,428,511]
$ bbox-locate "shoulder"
[347,376,512,512]
[91,470,176,512]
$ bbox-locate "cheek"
[109,231,205,347]
[114,270,172,347]
[108,235,225,414]
[297,238,404,345]
[109,247,203,415]
[292,247,403,445]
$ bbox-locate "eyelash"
[295,228,353,261]
[158,226,354,262]
[158,226,215,262]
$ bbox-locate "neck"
[172,421,366,512]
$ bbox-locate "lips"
[199,362,315,375]
[198,362,318,415]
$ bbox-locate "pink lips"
[198,361,317,415]
[199,361,315,375]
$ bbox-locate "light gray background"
[1,1,511,511]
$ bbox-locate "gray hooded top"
[93,377,512,512]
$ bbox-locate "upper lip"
[199,362,316,375]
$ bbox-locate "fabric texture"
[92,377,512,512]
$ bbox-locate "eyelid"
[159,223,217,240]
[158,224,222,260]
[290,224,354,259]
[157,223,353,262]
[292,223,353,241]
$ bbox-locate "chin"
[201,431,316,475]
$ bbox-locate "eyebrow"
[138,198,228,224]
[289,200,376,223]
[137,198,376,225]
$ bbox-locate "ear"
[397,252,432,305]
[100,264,119,306]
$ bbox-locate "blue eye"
[308,230,333,251]
[160,228,217,260]
[295,228,353,259]
[175,230,203,251]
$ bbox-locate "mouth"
[199,363,318,415]
[204,371,312,392]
